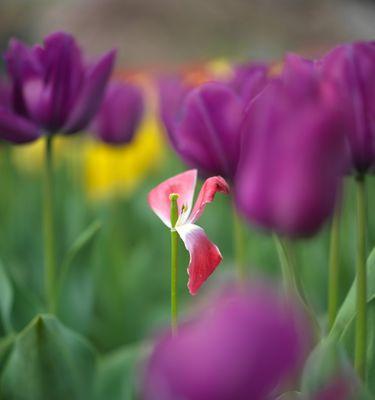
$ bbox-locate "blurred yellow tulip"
[84,114,165,201]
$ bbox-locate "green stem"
[170,193,179,335]
[354,174,367,380]
[232,203,246,280]
[43,135,57,313]
[328,204,341,331]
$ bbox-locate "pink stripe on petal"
[148,170,197,227]
[189,176,230,223]
[176,223,222,295]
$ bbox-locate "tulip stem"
[328,204,341,331]
[232,204,246,280]
[354,174,367,381]
[170,193,179,335]
[43,135,57,313]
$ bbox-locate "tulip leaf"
[59,220,101,291]
[329,245,375,342]
[95,342,151,400]
[338,296,375,395]
[0,334,15,373]
[275,392,303,399]
[0,260,14,334]
[301,337,372,400]
[0,314,97,400]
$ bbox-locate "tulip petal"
[175,82,243,179]
[63,49,116,134]
[34,31,84,131]
[0,107,39,143]
[148,170,197,227]
[4,38,42,116]
[189,176,230,223]
[176,223,222,295]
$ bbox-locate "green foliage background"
[0,140,374,399]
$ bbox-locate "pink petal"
[176,223,222,295]
[188,176,230,223]
[148,170,197,227]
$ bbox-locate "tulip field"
[0,31,375,400]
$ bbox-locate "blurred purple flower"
[160,80,244,180]
[0,31,116,144]
[90,81,144,145]
[143,284,311,400]
[320,41,375,174]
[235,54,347,237]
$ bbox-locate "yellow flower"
[84,114,165,201]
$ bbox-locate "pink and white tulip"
[148,169,229,295]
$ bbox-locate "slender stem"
[232,203,246,280]
[354,174,367,380]
[328,204,341,331]
[43,135,57,313]
[170,193,179,335]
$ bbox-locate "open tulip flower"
[148,169,229,295]
[0,31,116,143]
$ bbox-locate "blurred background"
[0,0,375,363]
[1,0,375,68]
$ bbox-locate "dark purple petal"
[174,82,243,180]
[0,77,11,108]
[0,107,39,143]
[4,38,42,116]
[143,284,311,400]
[63,49,116,134]
[321,41,375,173]
[26,31,85,132]
[91,81,144,145]
[235,64,347,237]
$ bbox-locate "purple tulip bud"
[90,81,144,145]
[160,80,244,180]
[0,31,116,144]
[320,41,375,174]
[235,54,347,237]
[143,284,311,400]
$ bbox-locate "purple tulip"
[160,80,244,180]
[0,31,116,144]
[143,284,311,400]
[90,81,144,145]
[235,54,347,237]
[320,41,375,174]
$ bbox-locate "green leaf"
[0,260,14,334]
[339,295,375,395]
[58,220,101,292]
[0,314,97,400]
[95,342,151,400]
[330,246,375,341]
[0,334,15,373]
[301,337,371,400]
[275,392,304,400]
